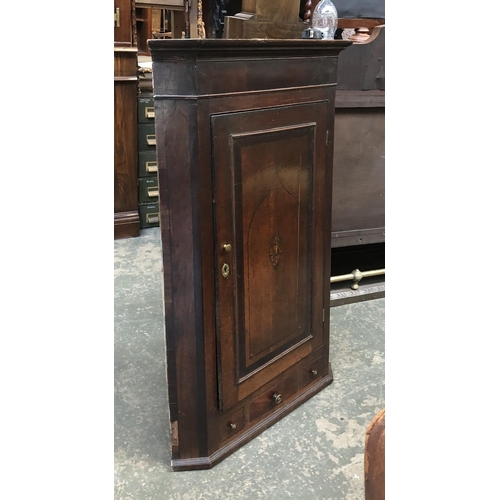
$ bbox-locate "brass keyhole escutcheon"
[273,392,283,404]
[222,263,230,278]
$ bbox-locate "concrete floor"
[114,228,385,500]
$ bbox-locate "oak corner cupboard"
[148,38,351,471]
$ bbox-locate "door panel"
[212,102,328,410]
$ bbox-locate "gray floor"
[114,228,385,500]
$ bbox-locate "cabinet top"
[148,39,352,60]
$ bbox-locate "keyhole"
[222,263,230,278]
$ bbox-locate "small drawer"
[138,95,155,123]
[249,373,299,422]
[301,355,326,388]
[138,176,159,203]
[138,123,156,151]
[218,407,245,444]
[139,203,159,228]
[138,150,158,177]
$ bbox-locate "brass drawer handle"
[147,187,159,198]
[146,213,159,224]
[273,393,283,404]
[146,134,156,146]
[145,107,155,119]
[146,161,158,173]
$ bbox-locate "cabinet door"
[212,101,329,410]
[114,0,133,45]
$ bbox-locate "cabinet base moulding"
[171,367,333,471]
[114,211,140,239]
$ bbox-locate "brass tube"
[330,268,385,290]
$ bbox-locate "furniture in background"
[329,27,385,305]
[149,38,350,470]
[323,23,385,305]
[137,93,160,228]
[114,1,204,240]
[207,0,386,304]
[114,0,140,239]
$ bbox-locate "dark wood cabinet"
[329,29,385,304]
[114,0,134,46]
[114,0,140,239]
[149,38,351,471]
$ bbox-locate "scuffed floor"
[114,228,385,500]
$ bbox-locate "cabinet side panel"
[154,97,208,460]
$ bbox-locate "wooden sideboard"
[149,38,351,470]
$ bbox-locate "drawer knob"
[310,369,318,375]
[273,392,283,404]
[223,244,232,252]
[229,422,236,430]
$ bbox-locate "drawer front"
[138,123,156,151]
[138,176,159,203]
[138,96,155,124]
[300,354,327,389]
[249,372,299,422]
[138,150,158,177]
[218,407,245,444]
[139,203,159,228]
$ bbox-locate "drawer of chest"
[300,354,327,389]
[218,407,245,444]
[138,176,159,203]
[138,123,156,151]
[138,150,158,177]
[139,203,159,228]
[138,96,155,124]
[249,372,299,422]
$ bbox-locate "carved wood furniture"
[148,38,351,470]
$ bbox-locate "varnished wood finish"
[114,46,140,239]
[212,102,328,410]
[135,6,153,55]
[365,409,385,500]
[253,0,300,22]
[149,38,351,470]
[224,18,305,39]
[224,0,304,39]
[114,0,134,46]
